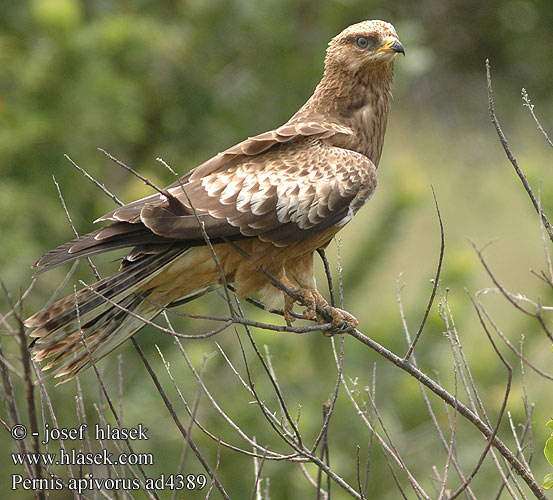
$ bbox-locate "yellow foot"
[320,305,359,332]
[283,285,317,326]
[280,278,358,332]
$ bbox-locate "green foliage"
[543,420,553,489]
[545,420,553,462]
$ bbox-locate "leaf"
[543,473,553,490]
[545,436,553,467]
[546,420,553,432]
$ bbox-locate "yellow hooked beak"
[375,36,405,55]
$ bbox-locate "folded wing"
[34,119,377,273]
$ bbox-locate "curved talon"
[322,305,359,331]
[281,278,317,324]
[309,290,358,330]
[283,308,295,326]
[279,277,358,332]
[302,291,317,320]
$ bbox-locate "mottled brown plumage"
[26,20,404,383]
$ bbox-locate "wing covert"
[141,139,377,246]
[33,120,374,271]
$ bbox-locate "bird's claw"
[319,305,359,335]
[280,279,358,332]
[283,287,317,326]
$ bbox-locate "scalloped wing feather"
[32,121,372,272]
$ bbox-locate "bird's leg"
[280,276,317,326]
[279,277,358,330]
[308,289,359,331]
[283,291,297,326]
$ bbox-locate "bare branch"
[448,294,513,499]
[131,338,230,500]
[4,286,44,497]
[53,176,100,280]
[65,154,124,206]
[521,88,553,149]
[404,187,445,360]
[98,149,166,196]
[486,60,553,242]
[346,327,545,499]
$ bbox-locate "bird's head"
[325,20,404,76]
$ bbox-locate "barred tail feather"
[26,248,186,384]
[46,294,161,384]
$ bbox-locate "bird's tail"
[25,248,193,384]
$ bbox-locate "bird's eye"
[356,36,368,49]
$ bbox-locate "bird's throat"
[299,63,394,166]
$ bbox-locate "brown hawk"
[26,20,404,383]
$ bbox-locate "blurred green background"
[1,0,552,498]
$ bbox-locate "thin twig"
[250,439,267,500]
[73,289,157,499]
[486,60,553,242]
[53,176,100,279]
[346,327,545,499]
[311,334,345,453]
[404,187,444,360]
[5,286,44,498]
[317,248,336,307]
[471,241,553,342]
[65,154,124,206]
[396,276,478,499]
[98,149,166,196]
[131,338,230,500]
[521,88,553,149]
[449,294,513,499]
[477,302,553,380]
[168,323,293,460]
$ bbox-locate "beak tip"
[391,39,405,56]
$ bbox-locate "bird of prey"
[26,20,404,383]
